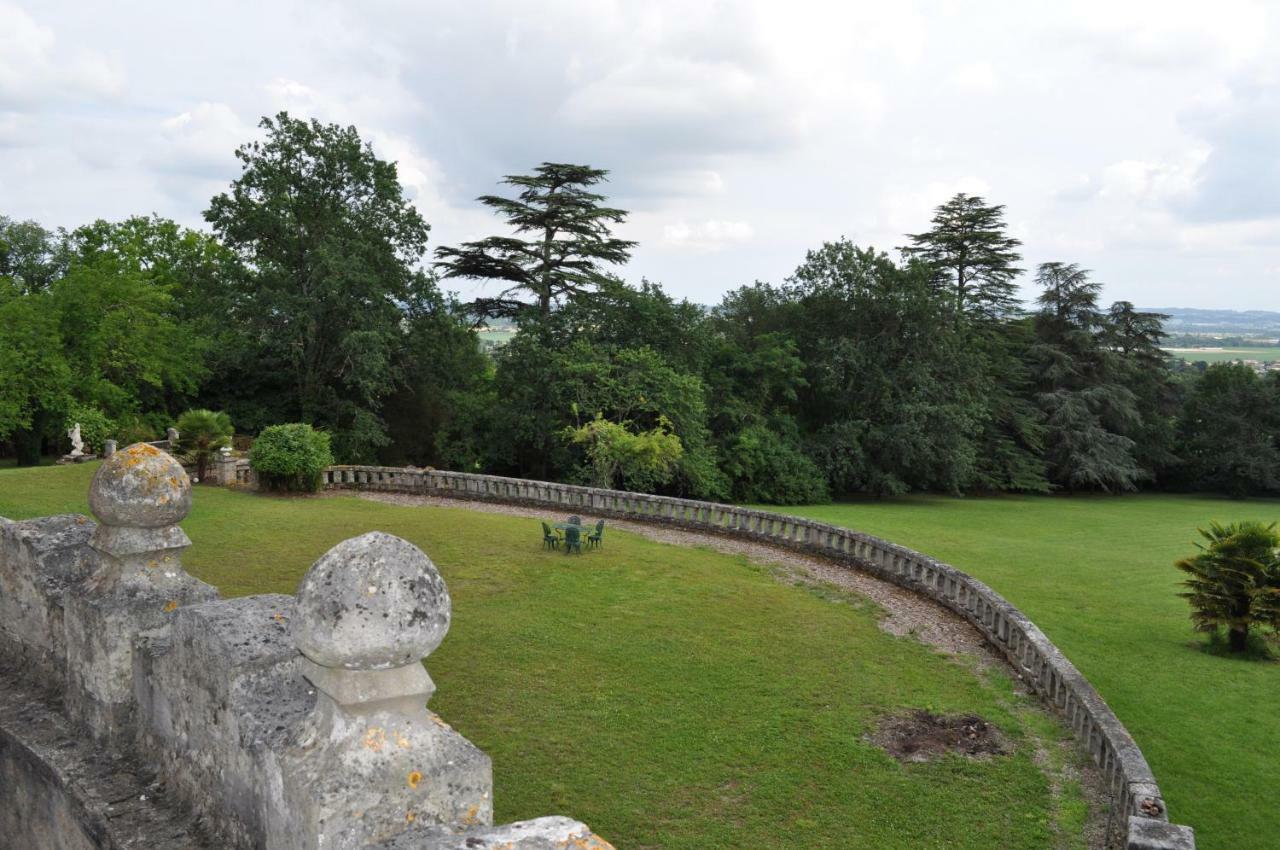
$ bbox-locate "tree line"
[3,112,1278,501]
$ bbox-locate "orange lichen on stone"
[407,771,422,789]
[163,600,178,613]
[557,835,616,850]
[363,727,386,752]
[405,811,416,824]
[463,804,480,825]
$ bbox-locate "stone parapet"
[0,445,608,850]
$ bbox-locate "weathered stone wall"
[0,447,610,850]
[300,463,1198,850]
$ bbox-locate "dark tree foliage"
[205,112,432,462]
[966,319,1050,493]
[1030,263,1142,492]
[705,284,821,503]
[377,279,493,471]
[902,193,1024,322]
[434,163,636,318]
[1177,364,1280,497]
[1104,301,1180,481]
[485,284,725,499]
[786,241,984,495]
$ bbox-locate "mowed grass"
[775,495,1280,850]
[0,463,1087,850]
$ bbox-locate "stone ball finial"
[292,531,451,671]
[88,443,191,528]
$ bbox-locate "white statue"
[68,422,84,457]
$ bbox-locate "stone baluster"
[102,438,117,458]
[64,443,218,743]
[280,531,493,848]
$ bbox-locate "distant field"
[776,494,1280,850]
[1167,346,1280,363]
[477,327,516,347]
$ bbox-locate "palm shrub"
[175,409,234,482]
[1175,520,1280,653]
[249,423,334,492]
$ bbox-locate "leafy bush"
[564,414,683,492]
[113,415,158,446]
[249,423,334,492]
[724,425,829,505]
[175,409,234,482]
[1176,520,1280,654]
[64,404,113,454]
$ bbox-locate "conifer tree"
[1031,263,1142,491]
[435,163,636,318]
[902,193,1023,322]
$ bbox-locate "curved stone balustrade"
[307,463,1196,850]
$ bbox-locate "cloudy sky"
[3,0,1279,310]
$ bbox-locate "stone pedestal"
[276,532,492,849]
[64,443,217,745]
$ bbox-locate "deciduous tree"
[205,112,432,461]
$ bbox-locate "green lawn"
[1167,346,1280,364]
[0,463,1086,850]
[775,495,1280,850]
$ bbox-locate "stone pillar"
[166,426,179,448]
[214,446,238,486]
[102,439,117,458]
[275,531,492,849]
[63,443,218,743]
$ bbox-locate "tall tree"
[434,163,636,318]
[1105,301,1179,481]
[1177,364,1280,497]
[1030,263,1142,491]
[784,240,985,496]
[205,112,432,461]
[0,216,62,293]
[901,193,1024,322]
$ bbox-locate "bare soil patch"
[869,709,1008,763]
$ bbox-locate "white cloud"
[2,0,1280,309]
[0,3,123,107]
[157,102,254,177]
[1055,0,1268,70]
[1097,154,1205,205]
[948,62,1000,94]
[662,219,755,251]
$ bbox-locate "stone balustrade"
[299,464,1196,850]
[0,447,610,850]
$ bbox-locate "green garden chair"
[587,520,605,549]
[541,522,560,550]
[562,524,582,554]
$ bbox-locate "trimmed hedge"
[249,423,334,492]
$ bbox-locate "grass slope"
[776,494,1280,850]
[0,463,1085,850]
